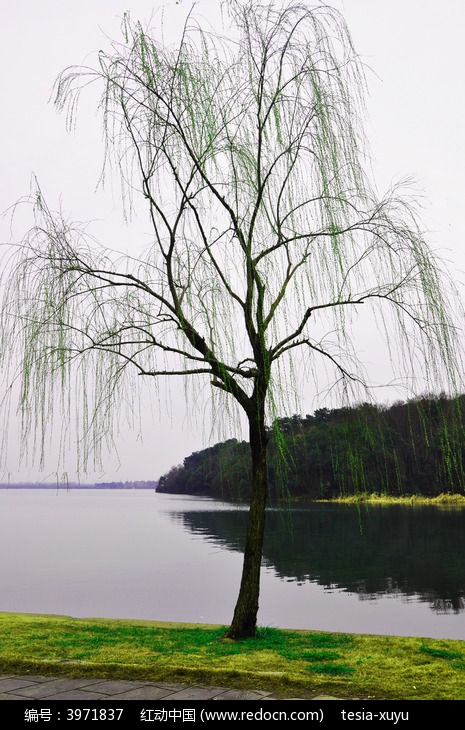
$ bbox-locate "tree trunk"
[225,407,268,639]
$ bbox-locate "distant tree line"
[1,481,157,490]
[157,394,465,501]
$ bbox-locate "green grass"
[1,613,464,699]
[318,492,465,507]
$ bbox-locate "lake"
[0,489,464,640]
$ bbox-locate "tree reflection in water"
[171,503,465,614]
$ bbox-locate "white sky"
[1,0,465,483]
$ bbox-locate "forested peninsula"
[157,394,465,502]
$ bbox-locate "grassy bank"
[316,492,465,506]
[1,613,464,699]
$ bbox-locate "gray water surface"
[0,489,463,639]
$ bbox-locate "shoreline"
[313,492,465,506]
[3,486,465,506]
[1,612,464,700]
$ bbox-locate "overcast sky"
[1,0,465,483]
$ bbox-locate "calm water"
[0,489,464,639]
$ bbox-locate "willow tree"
[1,2,461,638]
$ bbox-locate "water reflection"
[169,504,465,614]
